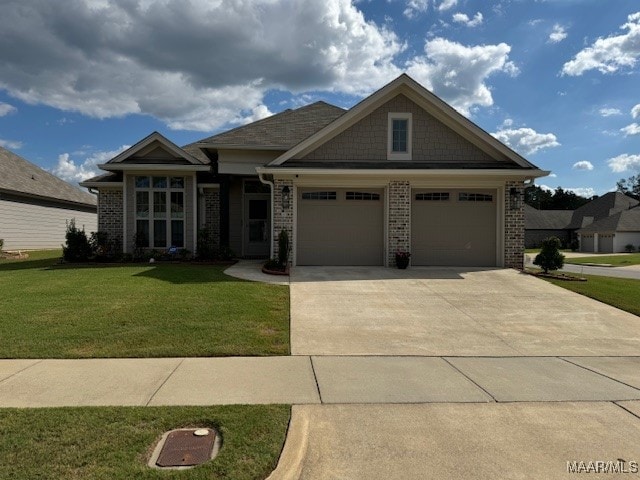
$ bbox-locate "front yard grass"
[0,404,289,480]
[564,253,640,266]
[0,251,289,358]
[545,274,640,317]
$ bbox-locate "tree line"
[526,174,639,210]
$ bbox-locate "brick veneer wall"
[98,188,123,252]
[273,179,293,262]
[388,181,411,266]
[505,180,525,269]
[203,189,220,246]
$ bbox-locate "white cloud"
[548,24,568,43]
[607,153,640,172]
[438,0,457,12]
[0,138,22,149]
[621,123,640,136]
[566,187,596,198]
[406,38,517,115]
[632,104,640,119]
[599,108,622,117]
[548,173,557,178]
[0,0,405,132]
[491,127,560,155]
[51,146,130,183]
[537,184,554,192]
[404,0,429,19]
[0,102,16,117]
[562,12,640,75]
[452,12,483,28]
[573,161,594,171]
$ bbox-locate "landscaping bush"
[132,231,146,260]
[534,236,565,273]
[0,238,3,252]
[62,219,92,262]
[624,244,636,253]
[569,238,579,252]
[278,229,289,266]
[196,228,217,260]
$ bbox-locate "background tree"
[525,185,591,210]
[616,175,640,200]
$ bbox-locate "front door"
[243,195,270,257]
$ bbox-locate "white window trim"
[387,112,412,161]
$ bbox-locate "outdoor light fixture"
[282,185,290,210]
[509,187,521,210]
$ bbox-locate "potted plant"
[395,250,411,269]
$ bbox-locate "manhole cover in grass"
[150,428,219,469]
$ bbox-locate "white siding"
[0,198,96,250]
[614,232,640,252]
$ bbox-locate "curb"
[266,406,310,480]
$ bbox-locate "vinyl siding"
[0,197,96,250]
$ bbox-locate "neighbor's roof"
[578,207,640,233]
[567,192,639,230]
[0,146,96,207]
[185,101,346,152]
[524,204,573,230]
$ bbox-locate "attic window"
[387,112,412,161]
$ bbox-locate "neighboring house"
[0,147,97,250]
[578,207,640,253]
[80,74,548,268]
[524,204,573,248]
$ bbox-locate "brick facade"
[203,189,220,246]
[388,181,411,266]
[97,188,123,252]
[504,180,525,269]
[273,179,293,262]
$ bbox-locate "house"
[0,147,97,250]
[524,192,639,250]
[578,206,640,253]
[524,204,573,248]
[80,74,548,268]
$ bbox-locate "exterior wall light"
[282,186,290,210]
[509,187,522,210]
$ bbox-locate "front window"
[135,176,185,248]
[387,112,412,160]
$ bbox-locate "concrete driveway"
[290,267,640,356]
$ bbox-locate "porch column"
[273,178,293,262]
[505,180,525,269]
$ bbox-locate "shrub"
[264,258,284,271]
[196,228,217,260]
[62,219,92,262]
[533,236,565,273]
[569,239,579,252]
[132,231,146,260]
[624,244,636,253]
[277,229,289,266]
[218,245,235,261]
[0,238,3,252]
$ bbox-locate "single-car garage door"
[580,234,594,252]
[297,188,384,265]
[412,189,497,266]
[598,234,614,253]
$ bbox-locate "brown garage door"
[297,188,384,265]
[411,189,497,266]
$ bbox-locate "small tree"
[0,238,4,252]
[62,219,92,262]
[278,229,289,267]
[533,236,565,273]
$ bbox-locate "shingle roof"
[524,204,573,230]
[0,147,96,206]
[578,207,640,233]
[186,101,346,150]
[567,192,639,229]
[80,172,122,184]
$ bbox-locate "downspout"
[258,172,275,259]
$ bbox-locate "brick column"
[203,189,220,246]
[388,180,411,266]
[97,188,123,252]
[504,180,525,269]
[273,178,293,262]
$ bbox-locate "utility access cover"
[156,428,216,467]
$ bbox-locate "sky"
[0,0,639,198]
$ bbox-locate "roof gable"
[0,146,96,206]
[106,132,207,166]
[568,192,639,229]
[270,74,540,169]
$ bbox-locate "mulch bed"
[262,265,289,276]
[523,269,587,282]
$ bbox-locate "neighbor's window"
[135,176,185,248]
[387,112,412,160]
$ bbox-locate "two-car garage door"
[296,187,498,267]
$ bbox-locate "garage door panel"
[297,189,384,266]
[412,189,497,267]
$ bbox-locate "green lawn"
[545,274,640,317]
[565,253,640,266]
[0,251,289,358]
[0,405,289,480]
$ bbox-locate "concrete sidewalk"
[2,355,640,407]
